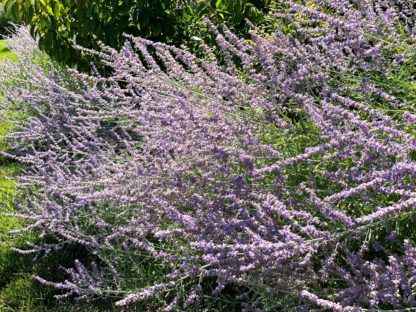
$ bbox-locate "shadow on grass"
[0,240,118,312]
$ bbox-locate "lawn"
[0,40,16,61]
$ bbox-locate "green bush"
[0,4,16,36]
[2,0,272,69]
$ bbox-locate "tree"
[2,0,191,67]
[2,0,271,68]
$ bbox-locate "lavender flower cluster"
[1,0,416,310]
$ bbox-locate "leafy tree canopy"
[2,0,271,68]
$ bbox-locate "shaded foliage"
[2,0,271,69]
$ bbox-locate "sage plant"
[1,0,416,310]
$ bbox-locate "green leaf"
[38,15,48,30]
[34,0,41,12]
[152,21,161,36]
[46,5,54,15]
[52,1,62,18]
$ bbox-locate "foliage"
[2,0,188,68]
[182,0,273,40]
[1,0,416,311]
[2,0,271,69]
[0,4,17,36]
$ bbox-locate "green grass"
[0,40,17,62]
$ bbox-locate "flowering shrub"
[1,0,416,310]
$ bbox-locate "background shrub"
[1,0,271,69]
[0,3,17,36]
